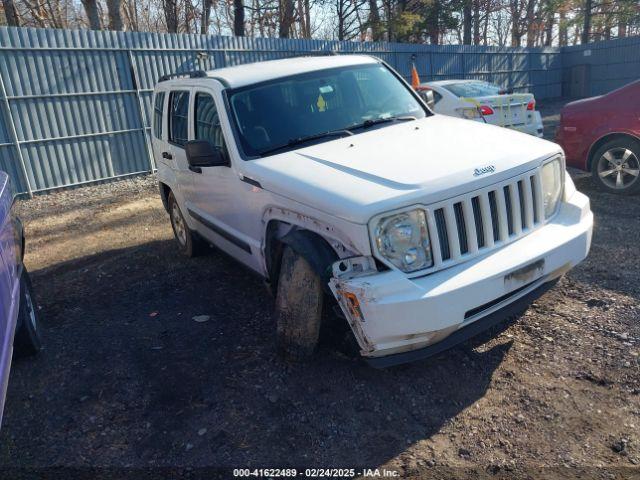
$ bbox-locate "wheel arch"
[264,220,340,294]
[158,182,171,212]
[587,132,640,171]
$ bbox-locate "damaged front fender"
[329,256,379,355]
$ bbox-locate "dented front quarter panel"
[260,204,370,274]
[328,256,379,355]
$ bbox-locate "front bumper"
[330,189,593,366]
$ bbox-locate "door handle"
[162,151,173,160]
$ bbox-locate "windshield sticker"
[316,94,327,112]
[319,85,334,94]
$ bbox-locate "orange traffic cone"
[411,63,421,89]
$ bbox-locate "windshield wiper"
[349,115,417,131]
[259,129,354,157]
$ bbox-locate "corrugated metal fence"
[561,36,640,97]
[0,26,633,195]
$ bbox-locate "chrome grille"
[426,168,544,272]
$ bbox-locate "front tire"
[14,269,42,357]
[168,192,206,257]
[275,246,323,361]
[591,138,640,195]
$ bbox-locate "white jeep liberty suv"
[152,55,593,367]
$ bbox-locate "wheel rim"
[597,147,640,190]
[24,288,37,332]
[171,202,188,246]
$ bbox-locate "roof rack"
[158,70,208,82]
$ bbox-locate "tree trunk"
[559,9,567,45]
[525,0,536,47]
[482,8,489,44]
[337,0,345,40]
[201,0,211,33]
[3,0,21,26]
[304,0,311,37]
[107,0,124,30]
[581,0,591,44]
[511,26,520,46]
[384,0,393,41]
[163,0,178,32]
[544,1,553,46]
[462,0,472,44]
[297,0,306,37]
[279,0,294,37]
[472,0,480,44]
[427,1,439,44]
[618,22,626,37]
[233,0,244,35]
[462,0,473,45]
[368,0,382,41]
[510,0,521,46]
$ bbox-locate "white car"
[152,55,592,367]
[417,80,544,137]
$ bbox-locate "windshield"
[443,81,503,98]
[228,63,427,157]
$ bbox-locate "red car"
[556,80,640,194]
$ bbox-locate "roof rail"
[158,70,208,82]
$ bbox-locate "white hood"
[243,114,561,224]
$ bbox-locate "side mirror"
[417,89,436,110]
[185,140,228,171]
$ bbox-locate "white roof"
[205,54,379,88]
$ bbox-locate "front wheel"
[14,269,42,357]
[275,246,323,361]
[591,138,640,195]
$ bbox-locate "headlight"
[373,209,433,272]
[541,158,563,218]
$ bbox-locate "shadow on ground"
[1,238,512,468]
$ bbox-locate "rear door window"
[153,92,165,139]
[169,91,189,147]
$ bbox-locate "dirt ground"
[0,102,638,479]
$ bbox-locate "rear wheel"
[275,246,323,361]
[14,269,42,357]
[168,191,206,257]
[591,138,640,195]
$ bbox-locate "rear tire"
[14,269,42,357]
[591,138,640,195]
[168,191,206,257]
[275,246,323,361]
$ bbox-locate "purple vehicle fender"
[0,171,21,425]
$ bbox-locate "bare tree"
[107,0,124,29]
[462,0,472,44]
[163,0,178,31]
[581,0,591,43]
[201,0,211,32]
[279,0,294,36]
[234,0,244,34]
[2,0,21,25]
[122,0,139,30]
[367,0,382,40]
[472,0,480,43]
[81,0,101,29]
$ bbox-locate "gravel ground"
[0,103,638,479]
